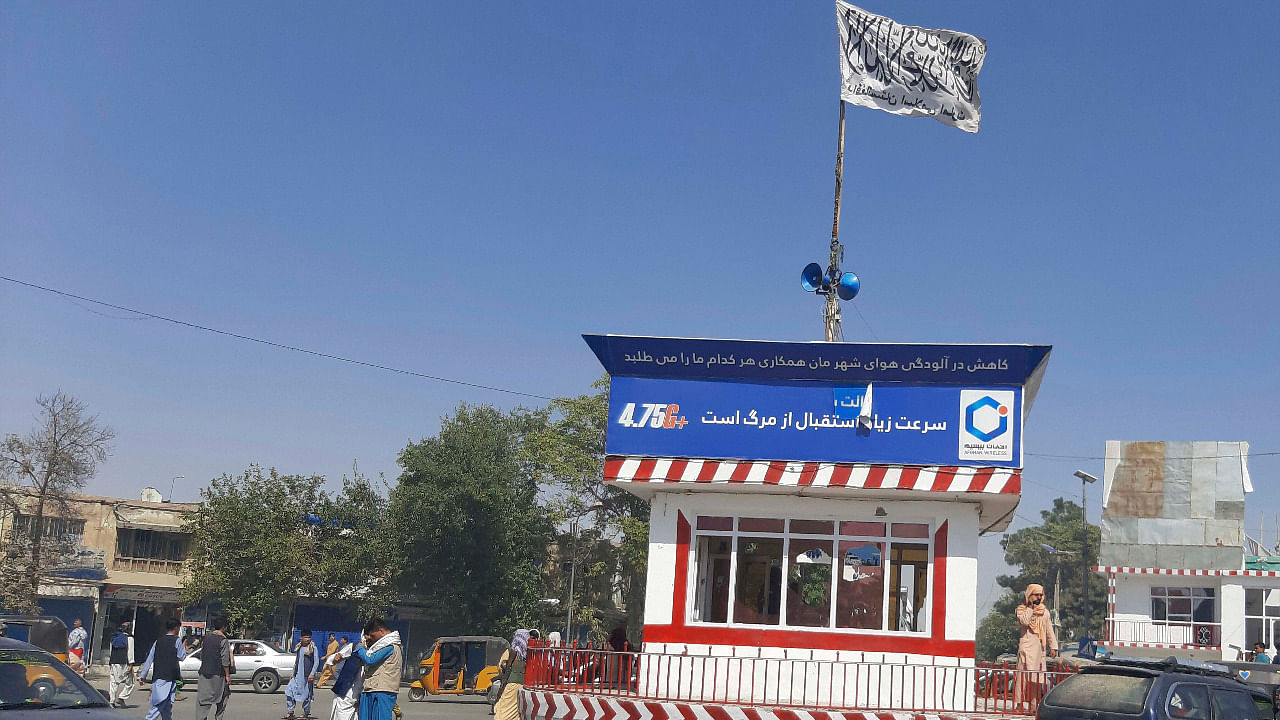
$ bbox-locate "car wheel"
[253,670,280,694]
[408,686,426,702]
[31,679,56,703]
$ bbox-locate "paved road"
[98,685,493,720]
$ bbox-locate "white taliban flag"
[835,2,986,133]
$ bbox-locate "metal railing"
[524,645,1075,714]
[1105,617,1221,647]
[112,555,184,575]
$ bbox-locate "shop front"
[519,335,1051,717]
[94,584,184,663]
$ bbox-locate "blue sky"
[3,2,1278,613]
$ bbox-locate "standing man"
[283,630,319,720]
[67,619,88,663]
[195,616,233,720]
[314,633,341,688]
[109,620,137,708]
[139,618,187,720]
[354,618,402,720]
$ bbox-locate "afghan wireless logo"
[964,395,1009,442]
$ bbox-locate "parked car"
[179,639,296,693]
[0,636,118,717]
[1039,656,1272,720]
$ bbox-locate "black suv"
[1039,656,1274,720]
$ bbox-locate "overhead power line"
[0,274,554,401]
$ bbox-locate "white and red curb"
[518,689,1009,720]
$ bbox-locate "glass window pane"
[1152,598,1168,621]
[733,537,783,625]
[1170,598,1192,615]
[891,523,930,538]
[787,538,834,627]
[697,516,732,531]
[692,535,731,623]
[1247,590,1263,616]
[1247,619,1264,647]
[739,517,784,533]
[1211,690,1258,720]
[1167,684,1209,720]
[1192,587,1213,597]
[1266,604,1280,619]
[791,520,834,535]
[889,543,929,632]
[836,540,884,630]
[840,521,885,537]
[1168,587,1189,597]
[1152,587,1167,597]
[1192,599,1215,623]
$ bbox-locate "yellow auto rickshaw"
[407,636,509,701]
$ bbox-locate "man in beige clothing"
[1014,583,1058,711]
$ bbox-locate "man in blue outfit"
[138,618,186,720]
[354,618,402,720]
[284,629,319,720]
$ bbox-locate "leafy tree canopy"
[975,497,1104,661]
[389,403,550,636]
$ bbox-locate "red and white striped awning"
[604,456,1020,494]
[1095,566,1280,578]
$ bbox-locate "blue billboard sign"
[606,376,1023,467]
[584,335,1051,386]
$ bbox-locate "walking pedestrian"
[139,618,187,720]
[284,629,319,720]
[109,620,137,708]
[314,633,341,688]
[325,637,363,720]
[493,630,530,720]
[67,619,88,663]
[353,618,401,720]
[195,616,233,720]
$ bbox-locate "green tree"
[308,467,401,619]
[389,404,550,636]
[0,392,115,614]
[975,497,1105,660]
[524,377,649,642]
[182,466,327,635]
[183,465,400,634]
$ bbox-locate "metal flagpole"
[825,101,847,342]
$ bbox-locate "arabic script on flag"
[836,1,986,133]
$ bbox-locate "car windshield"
[1044,671,1154,715]
[0,648,107,710]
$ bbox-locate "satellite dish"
[801,263,824,292]
[836,272,860,300]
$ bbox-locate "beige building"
[0,487,198,664]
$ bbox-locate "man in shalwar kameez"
[139,618,187,720]
[323,637,362,720]
[284,630,319,720]
[1014,583,1058,711]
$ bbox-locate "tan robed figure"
[1014,583,1058,710]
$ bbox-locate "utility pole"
[1075,470,1099,638]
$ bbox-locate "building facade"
[0,488,198,663]
[1097,440,1271,662]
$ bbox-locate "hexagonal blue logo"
[965,395,1008,442]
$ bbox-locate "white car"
[179,639,298,693]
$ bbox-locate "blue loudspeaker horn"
[835,272,860,301]
[801,263,824,292]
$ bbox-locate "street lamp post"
[1074,470,1099,638]
[565,501,603,644]
[1040,544,1075,636]
[168,475,184,503]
